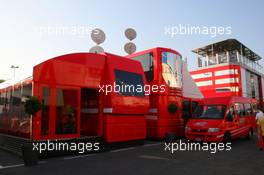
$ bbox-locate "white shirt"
[256,111,264,121]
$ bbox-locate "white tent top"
[182,62,203,99]
[0,75,32,89]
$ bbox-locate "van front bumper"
[185,132,224,142]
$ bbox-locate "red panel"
[33,53,106,88]
[103,114,146,143]
[191,65,242,98]
[103,53,149,115]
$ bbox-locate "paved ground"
[0,135,264,175]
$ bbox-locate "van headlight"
[208,128,219,133]
[185,126,191,132]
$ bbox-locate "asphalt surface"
[0,135,264,175]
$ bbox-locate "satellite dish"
[125,28,137,41]
[124,42,136,54]
[91,28,106,45]
[89,45,104,53]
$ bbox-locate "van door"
[244,103,255,132]
[225,105,238,138]
[234,103,245,138]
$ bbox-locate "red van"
[185,96,256,142]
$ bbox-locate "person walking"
[256,108,264,150]
[256,107,264,121]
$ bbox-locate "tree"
[0,79,5,83]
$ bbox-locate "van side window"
[244,103,253,116]
[191,101,199,112]
[182,100,191,124]
[235,103,245,117]
[226,106,235,121]
[252,104,257,114]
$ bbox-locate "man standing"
[256,107,264,121]
[256,108,264,150]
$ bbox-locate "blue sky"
[0,0,263,80]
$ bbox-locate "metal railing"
[197,51,264,75]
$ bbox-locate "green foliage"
[0,79,5,83]
[24,96,41,115]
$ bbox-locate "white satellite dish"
[125,28,137,41]
[89,45,104,53]
[91,28,106,45]
[124,42,136,54]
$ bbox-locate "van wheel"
[246,128,253,140]
[223,132,232,143]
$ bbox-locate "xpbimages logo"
[164,140,232,154]
[165,24,232,38]
[32,140,100,154]
[99,82,166,95]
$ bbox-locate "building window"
[56,89,78,135]
[21,84,32,118]
[218,52,227,64]
[10,87,22,118]
[6,89,12,117]
[246,70,252,98]
[41,87,50,136]
[162,52,182,88]
[114,69,145,97]
[208,55,217,66]
[229,50,238,63]
[0,91,6,117]
[253,74,259,99]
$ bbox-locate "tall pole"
[11,65,19,79]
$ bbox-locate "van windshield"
[193,105,227,119]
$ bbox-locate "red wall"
[190,65,242,98]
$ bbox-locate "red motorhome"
[127,47,184,139]
[185,96,256,142]
[0,52,149,153]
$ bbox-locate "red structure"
[127,47,184,139]
[185,96,256,142]
[190,39,263,108]
[0,52,149,148]
[185,39,262,142]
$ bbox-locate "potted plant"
[168,103,178,114]
[22,96,41,166]
[24,96,41,116]
[165,103,180,142]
